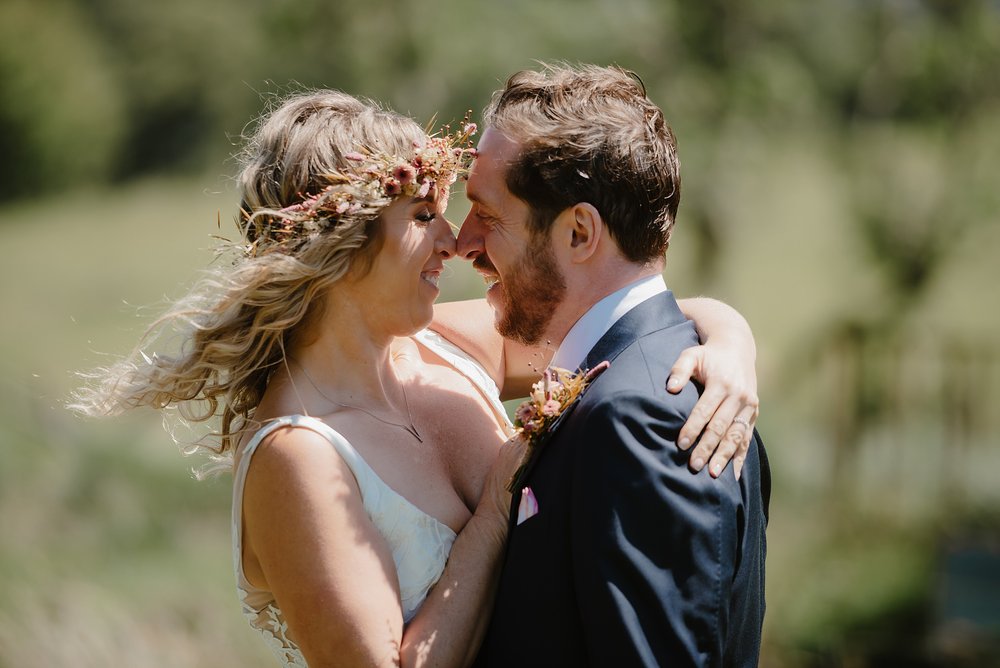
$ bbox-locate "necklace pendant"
[404,424,423,443]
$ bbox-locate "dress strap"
[231,415,369,581]
[413,328,512,432]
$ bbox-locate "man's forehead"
[475,127,520,165]
[468,128,519,203]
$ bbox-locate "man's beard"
[494,237,567,346]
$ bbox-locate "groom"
[458,64,769,666]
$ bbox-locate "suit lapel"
[583,290,687,371]
[507,385,588,500]
[509,291,689,525]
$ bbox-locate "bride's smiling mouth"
[420,271,441,288]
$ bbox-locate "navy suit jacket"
[475,291,769,667]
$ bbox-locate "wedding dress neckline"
[242,414,459,538]
[231,328,512,667]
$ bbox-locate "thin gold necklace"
[291,358,423,443]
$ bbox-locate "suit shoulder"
[582,337,700,418]
[590,320,698,386]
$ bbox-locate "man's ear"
[567,203,602,263]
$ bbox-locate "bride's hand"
[668,341,759,481]
[481,434,529,520]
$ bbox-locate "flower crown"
[242,116,478,257]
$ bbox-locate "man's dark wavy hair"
[483,63,681,263]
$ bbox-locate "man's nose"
[456,211,484,260]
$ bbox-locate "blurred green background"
[2,0,999,665]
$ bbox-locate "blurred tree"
[0,0,126,201]
[81,0,265,178]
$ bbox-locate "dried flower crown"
[241,116,478,257]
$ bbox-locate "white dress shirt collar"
[549,274,667,372]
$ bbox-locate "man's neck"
[548,273,667,371]
[542,260,664,349]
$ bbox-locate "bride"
[74,90,759,667]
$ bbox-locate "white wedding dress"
[231,329,511,667]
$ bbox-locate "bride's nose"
[435,216,457,259]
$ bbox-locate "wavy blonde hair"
[72,90,426,472]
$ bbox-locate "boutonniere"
[506,361,610,492]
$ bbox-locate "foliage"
[0,0,126,199]
[1,1,996,203]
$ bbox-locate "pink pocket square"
[516,486,540,525]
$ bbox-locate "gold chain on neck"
[291,358,422,443]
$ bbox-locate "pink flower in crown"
[244,114,476,259]
[383,177,402,197]
[393,163,416,186]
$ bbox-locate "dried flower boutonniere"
[506,361,610,492]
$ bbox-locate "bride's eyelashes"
[415,211,437,225]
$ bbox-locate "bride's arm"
[672,297,759,480]
[242,425,522,668]
[400,436,524,666]
[431,296,759,478]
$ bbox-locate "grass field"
[1,170,998,666]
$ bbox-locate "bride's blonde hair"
[72,90,426,471]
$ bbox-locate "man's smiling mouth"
[473,255,501,289]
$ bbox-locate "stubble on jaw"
[495,237,566,346]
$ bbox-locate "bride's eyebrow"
[409,194,435,205]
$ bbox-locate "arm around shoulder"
[431,299,506,389]
[431,299,554,400]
